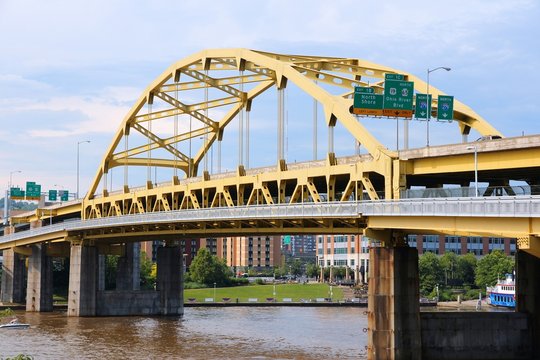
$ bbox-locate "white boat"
[0,319,30,329]
[486,273,515,308]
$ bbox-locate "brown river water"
[0,307,367,359]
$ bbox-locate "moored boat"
[486,273,515,308]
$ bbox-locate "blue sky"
[1,0,539,196]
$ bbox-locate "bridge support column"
[26,244,53,312]
[517,250,540,359]
[68,243,98,317]
[368,246,421,360]
[157,244,183,315]
[116,242,140,290]
[1,249,26,304]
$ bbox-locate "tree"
[440,252,459,286]
[288,258,303,276]
[306,263,320,278]
[188,248,232,286]
[140,251,156,290]
[456,253,477,286]
[418,252,444,295]
[475,250,514,288]
[104,255,119,290]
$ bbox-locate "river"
[1,307,368,359]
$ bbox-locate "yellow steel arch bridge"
[79,48,506,221]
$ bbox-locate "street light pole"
[4,170,22,225]
[467,145,478,197]
[213,282,217,303]
[426,67,451,147]
[77,140,91,199]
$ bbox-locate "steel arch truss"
[84,48,501,219]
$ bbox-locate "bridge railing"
[401,185,540,199]
[359,196,540,217]
[2,197,540,245]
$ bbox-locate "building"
[140,238,199,266]
[316,234,370,283]
[282,235,316,259]
[407,235,516,256]
[201,236,283,271]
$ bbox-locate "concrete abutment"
[1,248,26,304]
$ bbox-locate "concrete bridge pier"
[0,248,26,304]
[68,241,98,316]
[157,243,183,316]
[26,244,53,312]
[116,242,140,291]
[366,229,421,360]
[517,250,540,359]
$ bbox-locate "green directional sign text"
[353,87,383,115]
[26,181,42,200]
[49,190,57,201]
[383,79,414,117]
[437,95,454,121]
[385,73,405,81]
[59,190,69,201]
[415,94,432,120]
[10,187,25,200]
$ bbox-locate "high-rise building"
[200,236,283,271]
[282,235,316,259]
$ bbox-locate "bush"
[228,278,249,286]
[184,282,207,289]
[254,278,264,285]
[463,288,483,301]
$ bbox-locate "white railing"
[2,196,540,245]
[358,196,540,217]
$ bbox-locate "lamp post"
[426,67,451,147]
[4,170,22,225]
[466,145,478,197]
[213,282,217,303]
[77,140,91,199]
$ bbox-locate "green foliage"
[184,282,208,289]
[440,252,459,286]
[188,248,232,286]
[457,253,477,286]
[419,252,444,295]
[305,263,320,278]
[139,251,155,290]
[5,355,34,360]
[288,258,303,276]
[254,278,264,285]
[105,255,119,290]
[228,277,249,286]
[0,308,15,318]
[475,250,514,288]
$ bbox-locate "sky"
[1,0,539,198]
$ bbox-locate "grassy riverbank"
[184,283,343,302]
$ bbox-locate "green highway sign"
[353,87,383,115]
[59,190,69,201]
[10,187,25,200]
[383,78,414,117]
[49,190,58,201]
[385,73,405,81]
[26,181,42,200]
[437,95,454,121]
[415,94,432,120]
